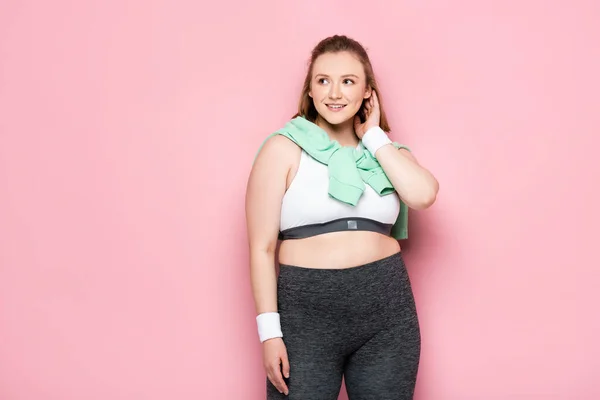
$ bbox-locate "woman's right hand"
[263,337,290,396]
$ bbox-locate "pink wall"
[1,1,599,399]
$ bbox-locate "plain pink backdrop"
[1,0,599,399]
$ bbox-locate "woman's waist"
[278,230,401,270]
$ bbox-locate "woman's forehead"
[312,52,365,77]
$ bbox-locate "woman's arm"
[245,134,292,316]
[245,134,296,396]
[374,145,439,210]
[355,90,439,210]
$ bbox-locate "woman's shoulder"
[254,133,301,164]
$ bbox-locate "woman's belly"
[278,231,401,269]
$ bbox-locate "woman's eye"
[317,78,353,84]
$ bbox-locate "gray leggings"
[267,252,421,400]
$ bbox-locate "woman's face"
[309,51,372,127]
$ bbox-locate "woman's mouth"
[326,104,346,112]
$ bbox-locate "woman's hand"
[354,90,381,139]
[263,337,290,395]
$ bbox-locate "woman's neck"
[315,115,358,147]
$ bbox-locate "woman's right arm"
[245,135,296,396]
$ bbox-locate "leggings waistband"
[277,252,410,317]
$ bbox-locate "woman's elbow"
[409,180,439,210]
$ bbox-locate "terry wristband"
[361,126,392,156]
[256,312,283,343]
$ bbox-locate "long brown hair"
[295,35,391,132]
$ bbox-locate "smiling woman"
[245,34,439,399]
[296,39,392,140]
[310,53,370,124]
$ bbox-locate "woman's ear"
[364,86,372,99]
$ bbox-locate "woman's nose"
[328,84,342,99]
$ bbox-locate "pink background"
[1,1,599,399]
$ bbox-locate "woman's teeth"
[327,104,346,110]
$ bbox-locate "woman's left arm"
[355,90,439,210]
[374,145,439,210]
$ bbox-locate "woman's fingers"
[267,372,282,394]
[281,351,290,379]
[268,358,289,395]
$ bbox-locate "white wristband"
[361,126,392,156]
[256,312,283,343]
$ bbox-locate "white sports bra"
[279,150,401,240]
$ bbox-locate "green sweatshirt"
[256,116,410,240]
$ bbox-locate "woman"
[245,35,439,400]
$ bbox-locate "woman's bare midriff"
[278,230,401,269]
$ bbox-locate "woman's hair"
[295,34,391,132]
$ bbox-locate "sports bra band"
[278,217,393,241]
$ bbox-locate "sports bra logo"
[347,220,358,230]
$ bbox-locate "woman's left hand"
[354,90,381,139]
